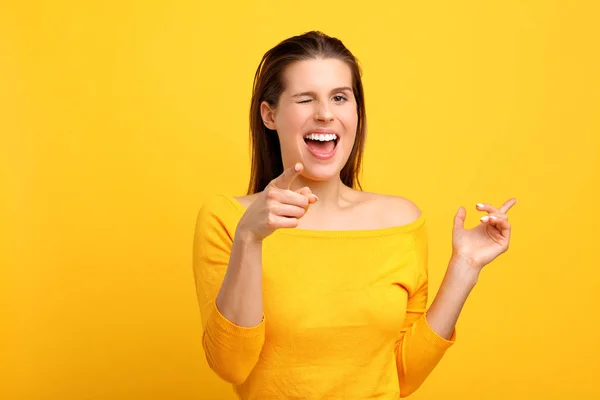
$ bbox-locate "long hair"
[247,31,367,194]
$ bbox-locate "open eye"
[333,95,348,103]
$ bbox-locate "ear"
[260,101,277,130]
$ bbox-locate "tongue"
[306,139,335,154]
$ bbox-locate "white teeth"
[304,133,337,141]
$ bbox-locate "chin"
[300,163,344,182]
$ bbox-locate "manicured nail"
[294,162,301,171]
[311,194,319,200]
[490,216,498,220]
[480,216,489,222]
[476,203,484,208]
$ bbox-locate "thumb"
[454,206,466,233]
[271,162,303,190]
[296,186,318,205]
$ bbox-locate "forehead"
[281,58,353,92]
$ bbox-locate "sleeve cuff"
[416,312,457,348]
[207,302,266,339]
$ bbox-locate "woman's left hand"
[451,198,518,273]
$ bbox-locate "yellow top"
[193,194,456,399]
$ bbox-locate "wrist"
[447,253,480,289]
[234,228,263,246]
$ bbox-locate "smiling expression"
[261,58,359,183]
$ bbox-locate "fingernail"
[311,194,319,200]
[294,163,301,171]
[490,216,498,220]
[476,203,484,208]
[480,216,489,222]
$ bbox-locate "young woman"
[193,31,516,399]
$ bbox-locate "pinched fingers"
[480,212,509,223]
[476,203,498,214]
[483,214,512,240]
[477,198,517,216]
[498,198,518,214]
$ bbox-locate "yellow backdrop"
[2,1,599,399]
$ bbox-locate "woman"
[193,31,516,399]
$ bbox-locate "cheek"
[340,108,358,134]
[275,109,304,153]
[277,106,307,129]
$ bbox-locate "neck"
[289,175,349,210]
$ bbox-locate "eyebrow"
[291,86,353,97]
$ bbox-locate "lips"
[303,129,339,160]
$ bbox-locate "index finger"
[271,162,303,190]
[498,198,518,214]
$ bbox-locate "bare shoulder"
[351,190,423,227]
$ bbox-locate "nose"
[314,101,334,122]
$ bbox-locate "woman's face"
[261,58,358,183]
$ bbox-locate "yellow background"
[2,1,599,399]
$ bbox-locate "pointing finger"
[271,162,303,190]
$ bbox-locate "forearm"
[425,254,479,340]
[215,231,264,327]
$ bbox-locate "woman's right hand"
[236,162,317,242]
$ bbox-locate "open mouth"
[303,133,338,155]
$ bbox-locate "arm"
[192,171,315,385]
[425,256,478,339]
[395,228,456,397]
[396,199,517,396]
[216,231,264,328]
[193,198,265,385]
[427,199,517,339]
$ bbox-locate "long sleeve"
[395,225,456,397]
[192,195,265,385]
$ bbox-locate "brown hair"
[246,31,367,194]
